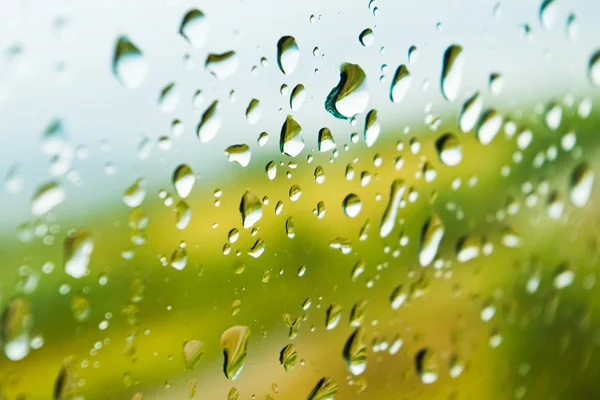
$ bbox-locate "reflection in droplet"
[173,164,195,198]
[197,101,221,143]
[179,9,209,48]
[221,325,250,380]
[570,162,594,208]
[343,328,367,375]
[325,63,369,119]
[280,115,305,157]
[277,36,300,75]
[113,36,148,89]
[440,44,464,102]
[419,214,444,267]
[64,230,93,279]
[390,65,411,103]
[205,51,239,80]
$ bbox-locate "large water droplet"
[419,214,444,267]
[279,344,297,372]
[277,36,300,75]
[179,9,209,48]
[308,377,338,400]
[31,181,65,216]
[570,162,594,208]
[459,92,482,133]
[436,133,462,166]
[240,190,263,228]
[1,296,33,361]
[112,36,148,89]
[280,115,305,157]
[205,51,239,80]
[343,328,367,375]
[380,180,406,238]
[364,109,380,147]
[64,230,93,279]
[173,164,195,198]
[343,193,362,218]
[183,340,205,371]
[221,325,250,380]
[390,64,411,103]
[197,101,221,143]
[440,44,464,102]
[325,63,369,119]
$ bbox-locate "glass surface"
[1,0,600,398]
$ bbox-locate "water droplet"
[183,340,205,371]
[545,103,562,130]
[318,128,336,151]
[54,357,80,399]
[440,44,464,102]
[170,247,187,270]
[415,348,438,384]
[308,377,338,400]
[380,180,406,238]
[553,264,575,289]
[326,303,342,330]
[225,144,251,167]
[197,100,221,143]
[71,294,91,322]
[325,63,369,119]
[280,115,305,157]
[359,28,374,47]
[246,99,261,125]
[436,133,462,166]
[221,325,250,380]
[459,92,482,133]
[589,51,600,87]
[389,285,407,309]
[342,194,362,218]
[419,214,444,267]
[113,36,148,89]
[280,344,297,372]
[349,300,367,327]
[228,388,239,400]
[1,296,33,361]
[179,9,209,48]
[477,109,502,145]
[343,328,367,375]
[173,164,195,198]
[277,36,300,75]
[546,191,564,220]
[158,82,179,114]
[290,84,306,111]
[456,236,480,262]
[488,73,504,95]
[566,13,579,41]
[205,51,239,80]
[240,190,262,228]
[364,109,380,147]
[539,0,558,29]
[570,162,593,208]
[390,65,411,103]
[289,185,302,201]
[285,217,296,238]
[31,181,65,216]
[64,230,93,278]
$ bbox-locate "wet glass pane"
[0,0,599,399]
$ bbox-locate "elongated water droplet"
[225,144,251,167]
[308,377,338,400]
[158,82,179,114]
[247,238,265,258]
[54,357,80,400]
[31,181,65,216]
[440,44,464,102]
[245,98,261,125]
[221,325,250,380]
[277,36,300,75]
[436,133,462,166]
[179,9,209,48]
[280,115,305,157]
[279,344,297,372]
[539,0,558,29]
[173,164,195,198]
[240,190,262,228]
[228,388,239,400]
[175,200,191,229]
[545,103,562,131]
[390,285,407,309]
[326,303,342,330]
[488,73,504,95]
[456,236,480,262]
[64,230,93,278]
[359,28,374,47]
[476,109,502,145]
[588,51,600,87]
[349,300,367,327]
[205,51,238,80]
[390,64,411,103]
[459,92,482,133]
[364,109,380,147]
[290,84,306,111]
[343,193,362,218]
[570,162,594,207]
[415,348,438,384]
[197,101,221,143]
[183,340,205,371]
[419,214,444,267]
[113,36,148,89]
[285,217,296,238]
[1,296,33,361]
[325,63,369,119]
[380,180,406,238]
[343,328,367,375]
[318,128,336,151]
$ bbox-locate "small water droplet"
[318,128,336,151]
[380,180,406,238]
[240,190,263,228]
[440,44,464,102]
[173,164,195,198]
[419,214,444,267]
[570,162,593,207]
[197,100,221,143]
[342,194,362,218]
[589,51,600,87]
[390,65,411,103]
[358,28,374,47]
[246,99,261,125]
[343,328,367,375]
[64,230,93,278]
[459,92,482,133]
[290,84,306,111]
[325,303,342,330]
[280,115,305,157]
[436,133,462,166]
[364,109,380,147]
